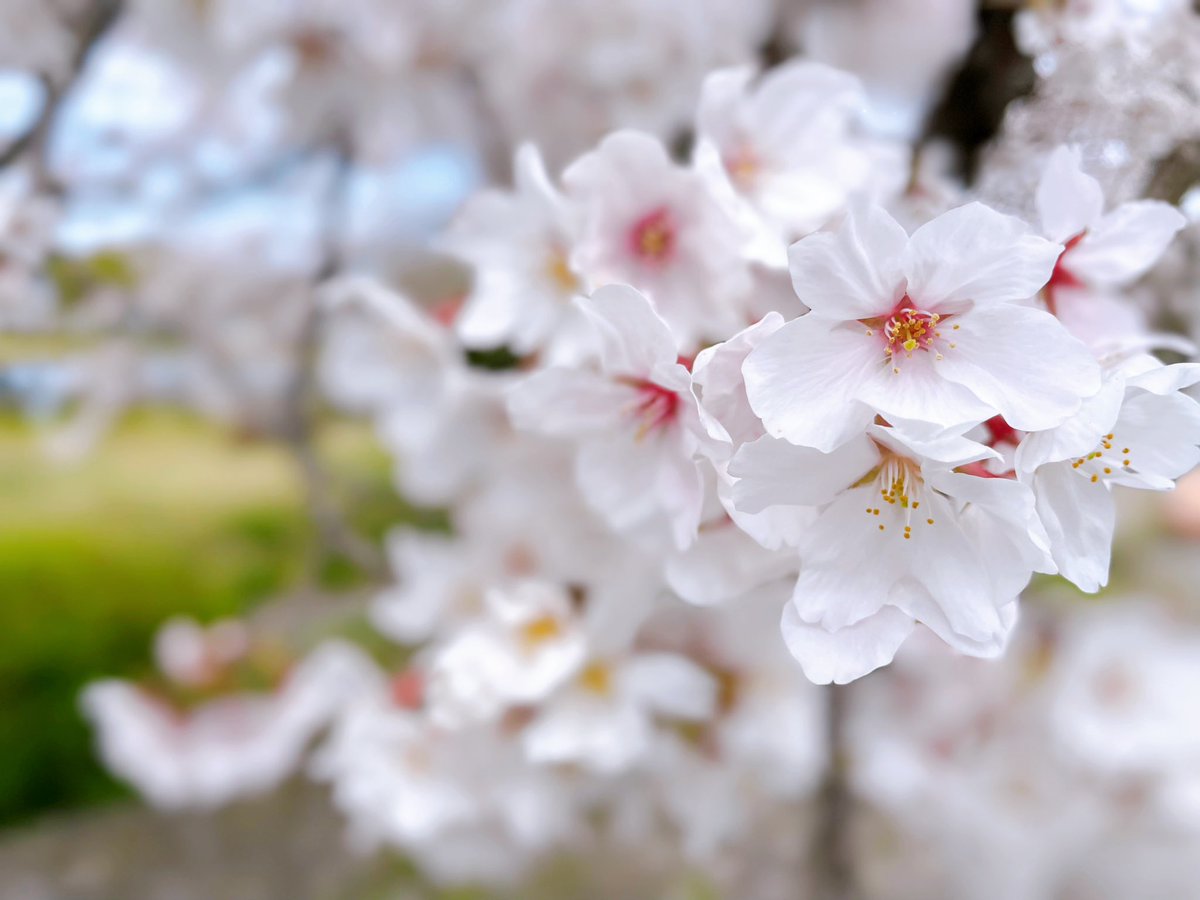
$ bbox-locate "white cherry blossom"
[1035,145,1187,353]
[744,202,1102,453]
[562,131,752,349]
[731,421,1050,682]
[694,61,905,266]
[442,144,589,360]
[508,284,729,549]
[1017,360,1200,592]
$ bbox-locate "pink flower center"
[863,296,957,374]
[883,301,941,356]
[390,668,426,710]
[983,415,1020,447]
[724,143,761,189]
[621,378,680,438]
[628,207,677,264]
[429,295,465,328]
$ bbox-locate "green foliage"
[463,346,522,371]
[45,251,138,308]
[0,412,413,826]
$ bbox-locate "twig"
[281,143,386,581]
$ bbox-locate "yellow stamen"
[579,662,612,696]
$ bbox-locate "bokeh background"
[1,1,1200,898]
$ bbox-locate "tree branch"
[812,684,860,900]
[0,0,124,178]
[281,143,386,581]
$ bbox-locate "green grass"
[0,410,413,826]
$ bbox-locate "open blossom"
[508,284,729,550]
[730,421,1051,683]
[1016,360,1200,592]
[427,580,590,727]
[442,144,589,360]
[521,647,717,775]
[425,577,717,775]
[694,61,905,266]
[1035,145,1187,352]
[562,131,752,349]
[743,202,1102,453]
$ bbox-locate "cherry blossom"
[693,61,905,265]
[744,202,1102,452]
[731,421,1051,682]
[1016,360,1200,592]
[508,283,729,549]
[562,131,752,349]
[1034,145,1187,353]
[441,144,589,360]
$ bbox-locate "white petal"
[869,418,998,467]
[507,368,634,436]
[620,653,717,720]
[1069,201,1186,285]
[1036,146,1104,242]
[781,602,914,685]
[743,316,880,452]
[1126,362,1200,395]
[1109,390,1200,489]
[665,522,796,605]
[898,592,1019,659]
[576,434,704,550]
[787,203,907,319]
[513,142,567,213]
[1015,376,1125,473]
[579,284,680,374]
[717,464,817,551]
[904,202,1061,308]
[858,351,996,430]
[936,304,1101,431]
[749,61,862,151]
[1033,464,1115,593]
[524,696,647,774]
[790,489,910,630]
[729,433,878,513]
[694,66,756,147]
[933,470,1053,587]
[894,491,1008,646]
[692,312,785,445]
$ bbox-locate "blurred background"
[1,0,1200,898]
